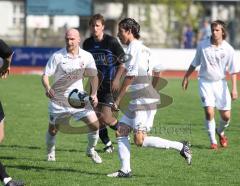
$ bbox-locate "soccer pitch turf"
[0,75,240,186]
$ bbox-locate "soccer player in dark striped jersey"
[0,39,24,186]
[83,14,125,153]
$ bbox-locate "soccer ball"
[68,89,89,108]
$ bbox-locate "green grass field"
[0,75,240,186]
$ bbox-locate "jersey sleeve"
[152,62,163,73]
[125,46,138,76]
[228,48,240,74]
[84,53,98,77]
[0,39,13,58]
[191,44,201,67]
[43,54,58,77]
[145,48,161,73]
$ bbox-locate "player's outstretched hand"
[112,79,120,92]
[231,89,238,101]
[0,67,10,79]
[182,76,189,90]
[90,95,98,107]
[111,102,120,112]
[46,88,55,99]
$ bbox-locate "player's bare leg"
[99,105,118,153]
[0,122,4,143]
[46,124,57,161]
[204,106,218,149]
[135,131,192,165]
[216,110,230,147]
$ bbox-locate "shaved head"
[65,28,80,40]
[65,28,81,54]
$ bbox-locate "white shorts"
[120,109,157,132]
[198,78,231,110]
[49,109,95,125]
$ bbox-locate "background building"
[0,0,240,48]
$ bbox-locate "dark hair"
[89,13,105,26]
[211,20,227,39]
[118,18,140,39]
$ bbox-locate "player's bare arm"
[89,75,99,107]
[182,65,196,90]
[152,71,161,88]
[115,75,135,106]
[112,64,126,91]
[230,73,238,100]
[41,74,55,98]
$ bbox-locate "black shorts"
[97,91,117,105]
[0,101,5,122]
[98,80,111,92]
[97,80,118,104]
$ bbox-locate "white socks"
[117,135,184,173]
[217,118,229,136]
[106,141,112,147]
[142,136,183,151]
[205,119,217,144]
[87,130,99,155]
[46,131,56,152]
[117,136,131,173]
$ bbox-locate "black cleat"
[180,141,192,165]
[107,170,132,178]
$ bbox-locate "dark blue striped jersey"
[83,34,124,81]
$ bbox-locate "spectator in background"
[197,19,211,42]
[183,24,195,49]
[228,19,237,48]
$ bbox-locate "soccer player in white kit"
[182,20,239,149]
[107,18,192,178]
[41,28,102,163]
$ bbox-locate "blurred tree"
[94,0,203,47]
[163,0,203,47]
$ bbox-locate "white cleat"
[104,145,114,153]
[47,146,56,161]
[87,150,102,164]
[47,154,56,161]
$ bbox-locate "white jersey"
[43,47,97,113]
[124,40,159,107]
[191,39,239,81]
